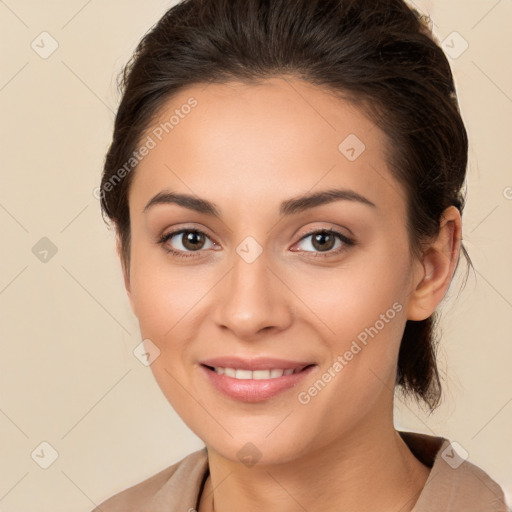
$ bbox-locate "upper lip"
[200,356,315,371]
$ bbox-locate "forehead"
[141,77,378,163]
[129,77,405,218]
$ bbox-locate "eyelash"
[157,227,356,260]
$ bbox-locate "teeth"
[235,369,252,380]
[212,367,301,379]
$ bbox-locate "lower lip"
[200,364,316,402]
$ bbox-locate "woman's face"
[123,77,426,464]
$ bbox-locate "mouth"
[201,364,314,380]
[199,358,317,402]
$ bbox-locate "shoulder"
[432,452,508,511]
[402,431,508,512]
[90,448,209,512]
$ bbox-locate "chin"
[203,431,312,468]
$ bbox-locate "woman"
[92,0,507,510]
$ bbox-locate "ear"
[406,206,462,321]
[115,231,136,316]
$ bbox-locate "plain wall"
[0,1,511,510]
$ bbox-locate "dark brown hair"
[99,0,473,412]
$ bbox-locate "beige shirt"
[92,430,507,511]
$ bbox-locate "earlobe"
[406,206,462,321]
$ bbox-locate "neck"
[199,422,431,512]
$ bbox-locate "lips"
[199,356,317,402]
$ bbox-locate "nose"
[212,247,294,340]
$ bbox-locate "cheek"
[287,250,410,398]
[128,243,206,340]
[290,259,408,343]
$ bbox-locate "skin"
[118,76,461,512]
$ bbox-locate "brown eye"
[293,229,355,258]
[181,231,206,251]
[310,232,336,252]
[159,229,217,257]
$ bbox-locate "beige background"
[0,1,511,510]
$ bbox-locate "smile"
[200,360,317,402]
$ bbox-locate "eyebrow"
[143,188,377,217]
